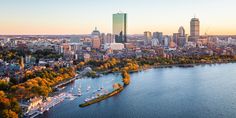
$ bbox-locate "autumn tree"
[122,71,130,85]
[1,109,18,118]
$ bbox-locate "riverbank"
[79,85,124,108]
[139,61,236,71]
[98,61,236,75]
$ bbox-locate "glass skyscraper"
[113,13,127,43]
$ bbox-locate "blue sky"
[0,0,235,35]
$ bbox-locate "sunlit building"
[113,12,127,43]
[189,17,200,42]
[144,31,152,40]
[104,43,124,51]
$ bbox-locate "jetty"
[79,86,124,107]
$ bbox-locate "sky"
[0,0,236,35]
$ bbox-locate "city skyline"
[0,0,236,35]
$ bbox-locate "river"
[39,63,236,118]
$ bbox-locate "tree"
[0,81,9,91]
[9,99,21,114]
[0,96,10,110]
[0,91,5,97]
[122,71,130,85]
[1,109,18,118]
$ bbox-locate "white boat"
[84,98,91,102]
[78,90,82,96]
[86,86,91,91]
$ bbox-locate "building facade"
[177,26,187,47]
[153,32,163,45]
[189,17,200,42]
[113,13,127,43]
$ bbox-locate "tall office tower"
[153,32,163,45]
[144,31,152,40]
[113,12,127,43]
[173,33,180,44]
[189,17,200,42]
[177,26,187,47]
[178,26,185,37]
[164,36,170,47]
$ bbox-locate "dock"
[79,86,124,107]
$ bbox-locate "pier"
[79,86,124,108]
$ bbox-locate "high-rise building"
[153,32,163,45]
[164,36,171,47]
[173,33,180,44]
[113,12,127,43]
[144,31,152,40]
[189,17,200,42]
[177,26,187,47]
[178,26,185,37]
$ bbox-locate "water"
[40,63,236,118]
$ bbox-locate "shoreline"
[99,61,236,75]
[140,61,236,71]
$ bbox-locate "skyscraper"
[153,32,163,45]
[189,17,200,42]
[178,26,185,37]
[177,26,187,47]
[144,31,152,40]
[113,12,127,43]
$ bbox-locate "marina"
[24,73,122,118]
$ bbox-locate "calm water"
[40,63,236,118]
